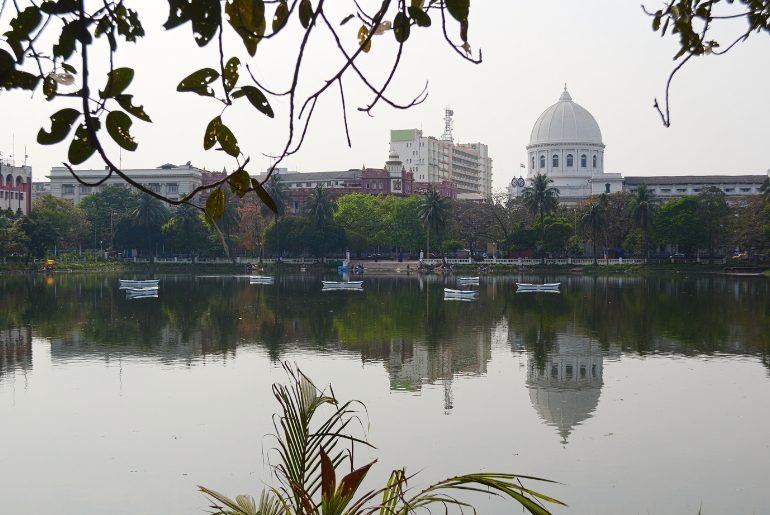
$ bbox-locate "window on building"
[293,200,299,212]
[661,188,671,193]
[581,154,587,168]
[552,155,559,168]
[693,188,701,192]
[565,364,573,380]
[605,183,610,193]
[740,187,750,192]
[80,185,91,194]
[593,155,597,168]
[677,188,687,192]
[531,156,535,169]
[539,155,545,169]
[724,188,734,192]
[62,184,74,195]
[167,183,178,193]
[306,182,311,187]
[566,154,574,167]
[19,193,23,200]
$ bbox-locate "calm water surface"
[1,272,769,514]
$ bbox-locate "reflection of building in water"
[383,329,491,410]
[526,337,605,444]
[0,326,32,379]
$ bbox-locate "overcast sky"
[1,1,769,191]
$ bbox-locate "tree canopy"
[0,0,477,222]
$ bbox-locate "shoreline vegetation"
[1,260,767,276]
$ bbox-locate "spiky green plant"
[200,364,565,515]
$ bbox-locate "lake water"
[1,272,769,514]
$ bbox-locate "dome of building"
[529,87,603,146]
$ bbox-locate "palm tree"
[129,193,168,256]
[581,195,608,264]
[417,187,450,259]
[304,186,335,229]
[521,173,560,262]
[630,184,657,259]
[263,174,285,260]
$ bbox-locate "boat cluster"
[119,279,159,299]
[443,278,561,301]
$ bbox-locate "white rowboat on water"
[516,283,560,291]
[322,281,363,288]
[444,288,479,296]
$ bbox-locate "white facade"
[389,129,493,198]
[48,163,204,204]
[624,174,770,201]
[524,87,622,202]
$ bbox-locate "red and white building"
[0,160,32,215]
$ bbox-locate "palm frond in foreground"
[200,364,566,514]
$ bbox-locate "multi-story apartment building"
[48,163,205,204]
[389,128,493,200]
[0,159,32,215]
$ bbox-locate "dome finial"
[559,84,572,102]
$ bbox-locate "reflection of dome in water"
[526,338,603,443]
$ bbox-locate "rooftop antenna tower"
[441,106,454,142]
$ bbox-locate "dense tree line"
[1,174,769,262]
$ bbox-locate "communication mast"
[440,107,454,142]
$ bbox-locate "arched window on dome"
[539,155,545,169]
[580,154,587,168]
[593,155,597,168]
[566,154,574,167]
[552,155,559,168]
[531,156,535,169]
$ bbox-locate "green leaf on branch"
[54,19,92,59]
[340,14,355,26]
[273,1,289,33]
[40,0,79,15]
[408,6,431,27]
[106,111,138,151]
[43,75,58,100]
[164,0,221,47]
[114,5,145,42]
[223,57,240,93]
[205,187,226,220]
[115,95,152,122]
[4,7,43,61]
[445,0,469,23]
[216,123,240,157]
[228,169,251,198]
[226,0,266,57]
[232,86,274,118]
[357,25,372,53]
[204,116,221,150]
[177,67,219,96]
[299,0,314,29]
[252,179,277,213]
[393,11,410,43]
[0,69,41,90]
[37,108,80,145]
[68,122,99,165]
[99,67,134,98]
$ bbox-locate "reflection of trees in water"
[0,326,32,381]
[0,273,768,375]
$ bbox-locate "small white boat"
[249,275,274,284]
[444,288,479,296]
[119,279,159,289]
[516,282,560,292]
[457,276,480,283]
[322,281,363,288]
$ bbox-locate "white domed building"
[514,86,623,203]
